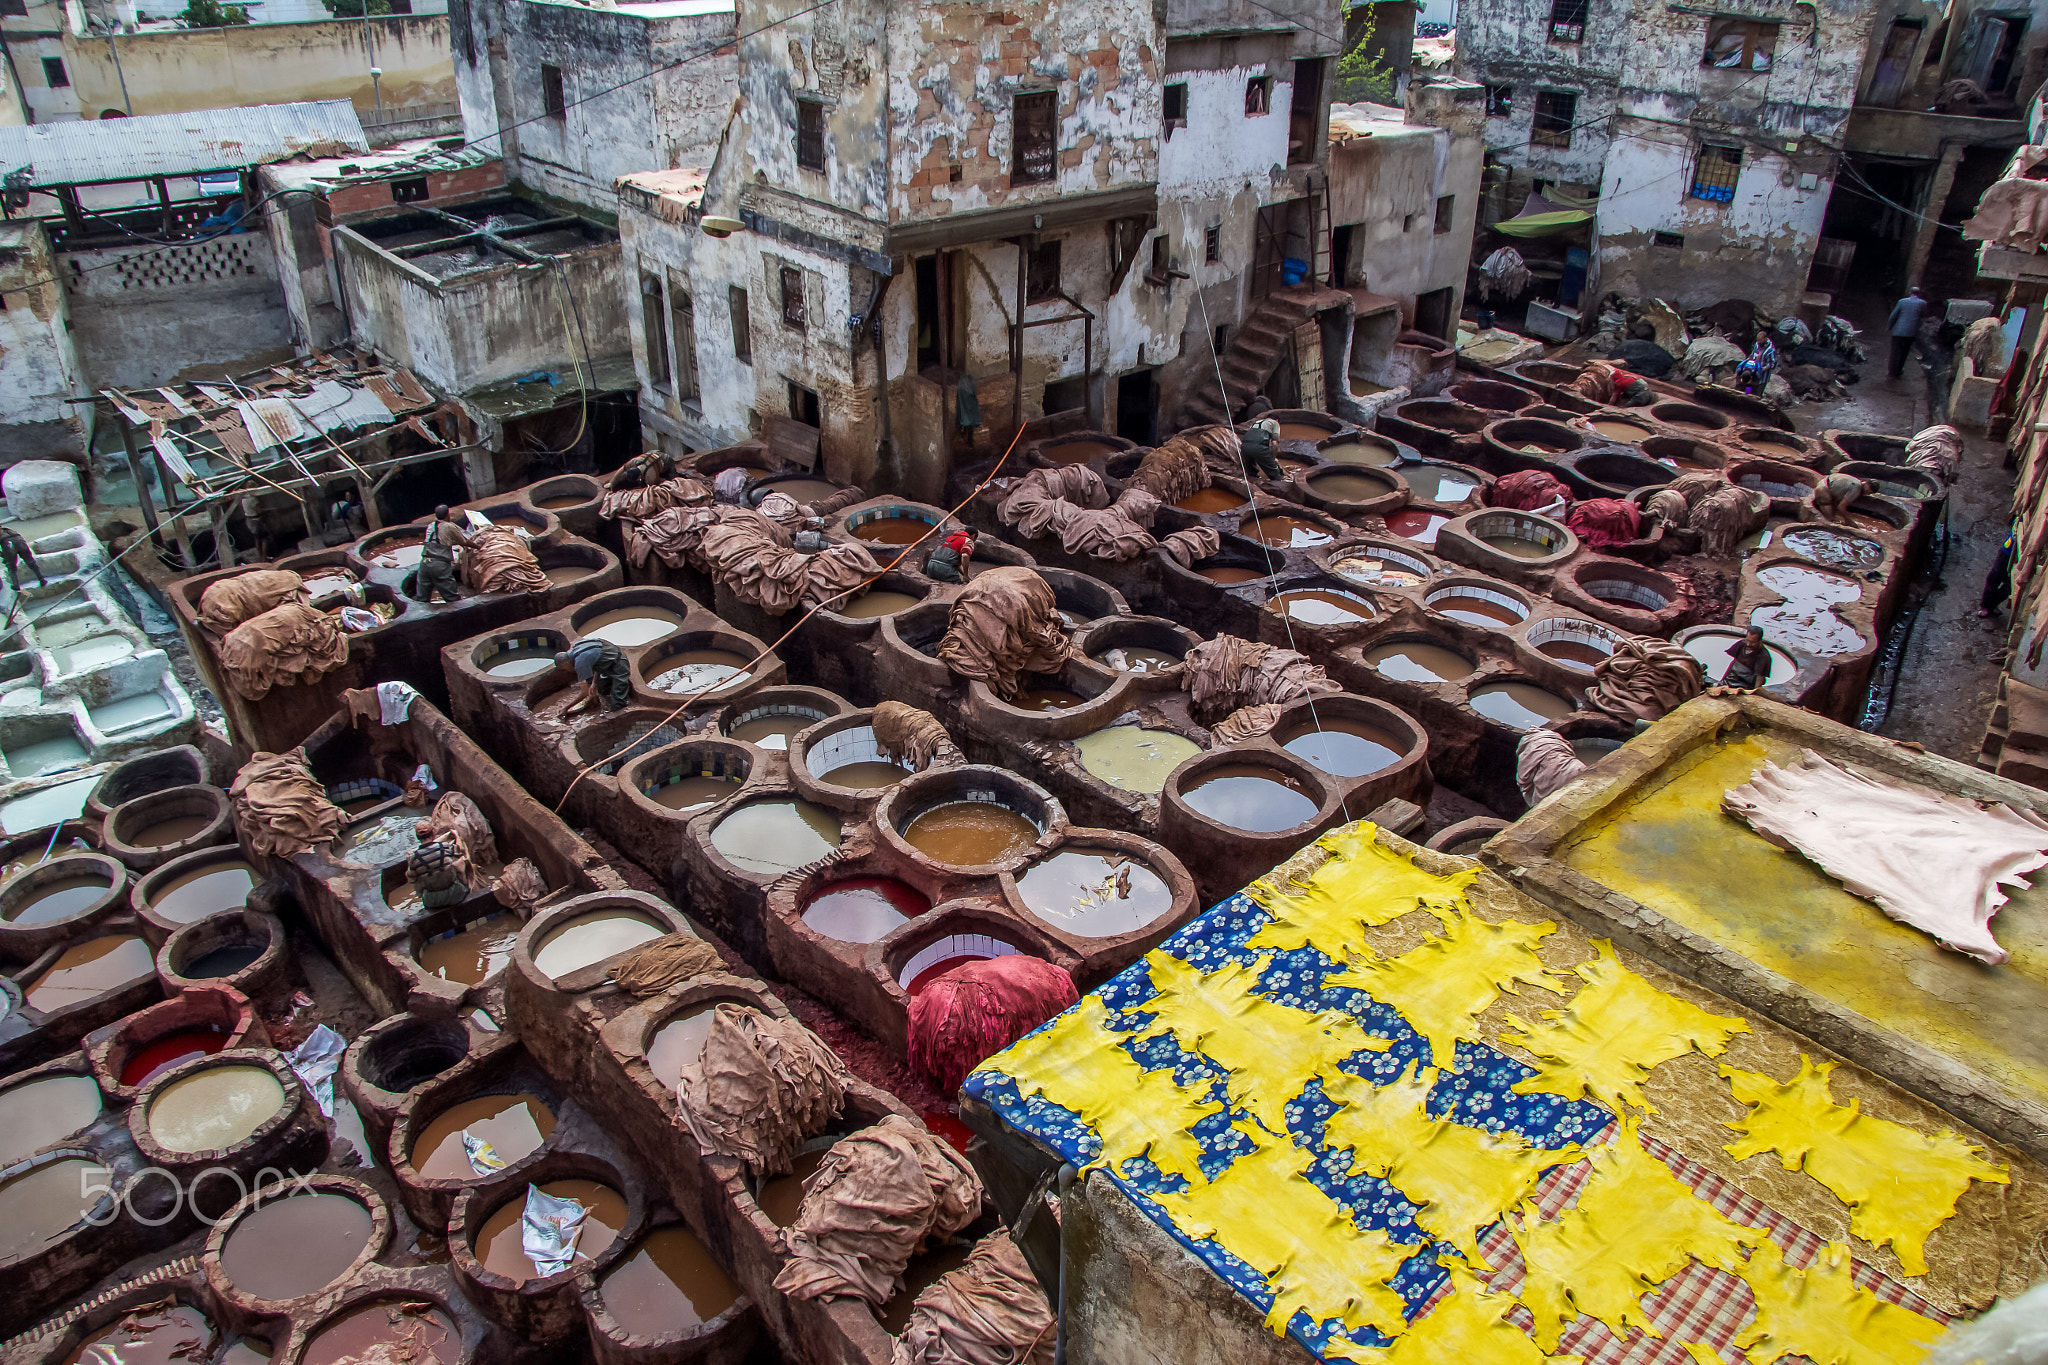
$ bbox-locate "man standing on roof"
[1889,286,1928,379]
[555,637,633,715]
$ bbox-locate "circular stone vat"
[1426,817,1511,857]
[1400,461,1489,506]
[1507,359,1584,388]
[1184,549,1273,584]
[892,929,1031,994]
[799,720,913,793]
[801,878,929,943]
[1385,508,1451,545]
[1039,433,1131,466]
[1272,697,1416,779]
[24,934,155,1012]
[574,600,687,649]
[1318,433,1404,466]
[353,1015,473,1101]
[1073,726,1202,795]
[596,1223,742,1340]
[1640,435,1726,472]
[104,786,231,873]
[61,1298,217,1364]
[410,1093,556,1182]
[1649,401,1731,432]
[1729,458,1820,501]
[1467,679,1575,729]
[416,912,521,986]
[1425,579,1530,628]
[473,630,570,680]
[832,583,927,620]
[1681,626,1799,686]
[1328,540,1437,588]
[358,527,427,569]
[1780,525,1884,571]
[217,1187,376,1301]
[1392,399,1489,434]
[1083,617,1195,676]
[1240,512,1336,549]
[536,547,606,590]
[1573,450,1676,492]
[846,504,942,546]
[643,998,755,1090]
[1303,467,1400,507]
[0,1071,101,1163]
[530,909,668,979]
[1173,485,1250,514]
[882,769,1055,871]
[529,474,602,511]
[471,1178,626,1281]
[1526,617,1624,673]
[1752,564,1863,655]
[1736,427,1817,464]
[1559,558,1685,634]
[1845,496,1909,532]
[752,474,842,506]
[723,691,840,750]
[1268,412,1346,443]
[1448,379,1537,412]
[1267,587,1377,627]
[709,800,843,877]
[623,738,751,819]
[104,991,256,1090]
[1583,415,1655,444]
[138,847,258,928]
[302,1299,462,1365]
[1363,637,1478,684]
[1483,417,1585,462]
[640,633,758,697]
[0,1153,112,1261]
[143,1060,287,1153]
[0,854,121,929]
[1175,763,1322,833]
[1037,568,1127,626]
[1015,848,1174,938]
[1835,460,1940,501]
[1456,509,1575,565]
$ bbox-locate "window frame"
[541,64,565,120]
[780,266,806,331]
[41,56,67,88]
[1434,195,1455,234]
[1485,83,1513,116]
[640,273,671,391]
[1244,75,1273,115]
[1026,240,1062,304]
[1164,81,1188,136]
[1012,90,1057,187]
[1703,15,1779,70]
[1689,142,1744,202]
[671,283,699,404]
[730,285,752,364]
[795,97,826,172]
[1547,0,1588,43]
[1531,89,1577,148]
[1204,224,1221,263]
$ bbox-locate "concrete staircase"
[1173,285,1351,430]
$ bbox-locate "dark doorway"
[1413,286,1455,341]
[1329,223,1355,287]
[1288,58,1325,165]
[915,255,942,370]
[1116,368,1156,443]
[788,381,821,428]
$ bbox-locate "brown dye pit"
[5,875,109,925]
[543,564,597,586]
[1432,596,1523,628]
[148,860,257,924]
[710,802,842,876]
[580,609,683,647]
[411,1093,557,1181]
[475,1179,624,1280]
[533,912,666,978]
[1539,641,1610,670]
[1780,526,1883,571]
[600,1225,741,1334]
[485,648,557,678]
[370,539,425,569]
[63,1302,213,1365]
[1093,645,1181,674]
[1751,564,1863,655]
[763,479,839,503]
[1269,590,1375,627]
[1196,565,1266,584]
[148,1065,285,1152]
[26,935,154,1010]
[650,650,749,693]
[646,1005,721,1091]
[0,1073,101,1162]
[419,914,518,985]
[1590,420,1652,442]
[839,590,922,619]
[301,1302,460,1365]
[729,714,818,750]
[1478,534,1555,560]
[1385,509,1450,544]
[757,1148,827,1227]
[536,494,590,509]
[1320,440,1400,466]
[1241,515,1333,548]
[1,837,90,883]
[1045,440,1116,465]
[1305,471,1395,502]
[339,797,386,816]
[820,760,913,789]
[880,1244,977,1333]
[220,1193,373,1301]
[183,942,264,979]
[904,802,1039,866]
[1181,766,1319,832]
[1276,422,1335,442]
[1012,689,1086,712]
[128,815,211,848]
[650,776,742,813]
[1281,720,1403,777]
[852,517,935,546]
[1467,681,1573,729]
[802,878,927,942]
[0,1157,108,1260]
[1016,851,1171,937]
[1173,487,1248,514]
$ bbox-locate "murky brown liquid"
[1306,471,1395,502]
[1074,727,1200,794]
[1173,487,1247,513]
[820,760,912,789]
[1241,515,1332,548]
[410,1093,557,1180]
[1045,440,1116,464]
[484,648,556,678]
[339,796,387,815]
[651,650,749,693]
[0,1157,108,1259]
[1467,681,1573,729]
[475,1179,624,1281]
[710,801,842,876]
[533,911,665,978]
[543,564,597,586]
[1281,720,1403,777]
[1430,594,1524,627]
[537,493,592,509]
[6,875,109,925]
[1012,688,1086,712]
[1269,590,1375,626]
[1781,526,1883,571]
[853,517,934,545]
[1092,645,1181,673]
[148,1065,285,1153]
[880,1244,976,1334]
[1,836,90,884]
[601,1225,741,1334]
[649,775,742,813]
[1319,439,1400,466]
[1479,533,1555,560]
[148,860,257,924]
[63,1302,213,1365]
[301,1302,460,1365]
[761,479,838,503]
[1590,420,1652,442]
[1016,851,1171,937]
[368,537,425,568]
[220,1193,373,1300]
[757,1148,827,1227]
[419,914,518,985]
[1276,422,1334,442]
[26,935,154,1010]
[646,1005,724,1090]
[904,802,1038,865]
[128,815,210,848]
[1196,565,1266,584]
[728,716,811,750]
[1539,641,1610,670]
[840,590,921,619]
[0,1073,101,1163]
[802,879,925,942]
[1180,765,1319,833]
[581,608,683,647]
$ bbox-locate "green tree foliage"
[179,0,251,25]
[1337,1,1410,104]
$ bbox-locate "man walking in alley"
[1889,286,1928,379]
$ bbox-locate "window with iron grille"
[1205,225,1220,262]
[1703,16,1778,69]
[1026,241,1061,303]
[1547,0,1588,42]
[1012,91,1056,186]
[1532,90,1576,147]
[1486,84,1512,116]
[641,274,670,388]
[796,98,825,172]
[1245,76,1272,115]
[41,57,66,88]
[1690,143,1743,201]
[671,285,699,402]
[390,176,429,204]
[541,64,565,119]
[781,266,805,330]
[730,286,752,363]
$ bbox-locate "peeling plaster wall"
[1454,0,1629,181]
[618,192,761,455]
[63,234,293,390]
[0,222,87,462]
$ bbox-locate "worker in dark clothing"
[412,506,471,604]
[1720,624,1771,691]
[1981,520,2018,619]
[0,526,44,591]
[792,517,831,555]
[407,828,468,909]
[1889,287,1928,379]
[609,451,676,491]
[1240,417,1286,481]
[556,637,633,714]
[924,528,977,583]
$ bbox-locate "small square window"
[541,64,565,119]
[730,285,752,363]
[1434,195,1455,234]
[1204,225,1220,262]
[1149,233,1170,279]
[1690,143,1743,202]
[1043,375,1086,413]
[1547,0,1587,41]
[1164,82,1188,135]
[1486,84,1512,116]
[796,98,825,172]
[780,266,805,330]
[1704,16,1778,70]
[1402,213,1416,233]
[389,176,429,204]
[1532,89,1577,148]
[41,57,67,88]
[1026,240,1061,303]
[1245,76,1272,115]
[948,164,962,182]
[1013,91,1057,186]
[788,381,820,427]
[1653,230,1686,249]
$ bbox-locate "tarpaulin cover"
[198,569,306,639]
[1160,526,1223,567]
[908,955,1079,1093]
[1908,425,1963,484]
[627,504,721,570]
[773,1113,985,1307]
[418,791,497,883]
[609,932,725,996]
[698,508,804,612]
[1517,729,1589,806]
[1678,336,1747,381]
[230,748,347,857]
[1489,469,1572,513]
[459,526,548,595]
[998,467,1111,539]
[1051,504,1158,561]
[492,857,548,913]
[218,600,349,700]
[600,477,711,524]
[1211,702,1284,745]
[890,1232,1056,1365]
[873,701,962,770]
[1689,485,1771,559]
[674,1003,850,1176]
[802,541,886,610]
[1131,429,1228,503]
[1567,498,1643,548]
[937,567,1073,699]
[1585,636,1705,723]
[1182,636,1339,724]
[1494,192,1592,238]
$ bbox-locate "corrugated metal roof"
[0,100,369,187]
